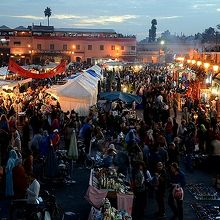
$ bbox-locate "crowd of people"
[0,62,219,219]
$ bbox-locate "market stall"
[46,79,97,116]
[86,167,134,219]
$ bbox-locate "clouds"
[73,15,137,26]
[11,15,44,20]
[5,13,138,27]
[192,3,216,9]
[156,16,183,20]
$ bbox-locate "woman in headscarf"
[5,149,20,197]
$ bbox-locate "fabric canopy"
[46,76,98,116]
[99,91,142,104]
[85,65,102,78]
[8,59,66,79]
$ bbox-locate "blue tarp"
[86,69,100,78]
[99,91,142,104]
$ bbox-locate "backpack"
[172,185,184,200]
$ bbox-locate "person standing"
[173,97,178,118]
[153,161,167,218]
[132,161,147,220]
[168,162,186,220]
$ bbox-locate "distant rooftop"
[31,25,54,32]
[54,28,116,34]
[0,24,116,34]
[0,25,11,30]
[14,26,28,31]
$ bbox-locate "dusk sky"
[0,0,220,40]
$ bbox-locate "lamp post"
[159,40,165,63]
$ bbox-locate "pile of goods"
[191,203,220,220]
[92,198,132,220]
[186,184,220,200]
[93,168,131,193]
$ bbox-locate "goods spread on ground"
[89,198,132,220]
[191,203,220,220]
[186,184,220,200]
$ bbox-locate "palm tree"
[44,7,52,26]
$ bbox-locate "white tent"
[46,78,97,116]
[75,75,97,98]
[82,70,99,85]
[85,65,102,78]
[90,65,102,76]
[0,67,8,76]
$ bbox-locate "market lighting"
[191,60,196,64]
[122,87,127,93]
[187,59,191,64]
[197,61,202,66]
[176,57,185,62]
[213,65,219,72]
[204,63,210,69]
[211,87,219,95]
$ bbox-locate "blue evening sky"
[0,0,220,40]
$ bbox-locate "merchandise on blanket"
[212,175,220,190]
[184,153,208,168]
[94,168,131,193]
[186,183,220,200]
[100,198,132,220]
[191,203,220,220]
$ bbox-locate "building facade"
[137,41,202,63]
[0,25,136,65]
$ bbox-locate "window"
[121,46,125,51]
[131,46,136,51]
[14,41,21,45]
[50,44,55,50]
[76,44,80,50]
[111,45,115,50]
[100,45,104,50]
[63,44,67,50]
[88,45,92,50]
[37,44,41,50]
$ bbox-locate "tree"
[161,30,171,41]
[44,7,52,26]
[148,19,157,42]
[201,27,216,43]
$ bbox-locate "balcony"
[121,51,136,56]
[35,49,74,54]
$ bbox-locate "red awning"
[8,59,66,79]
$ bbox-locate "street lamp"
[187,59,191,64]
[191,60,196,65]
[204,62,210,69]
[159,40,165,63]
[213,65,219,72]
[197,61,202,67]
